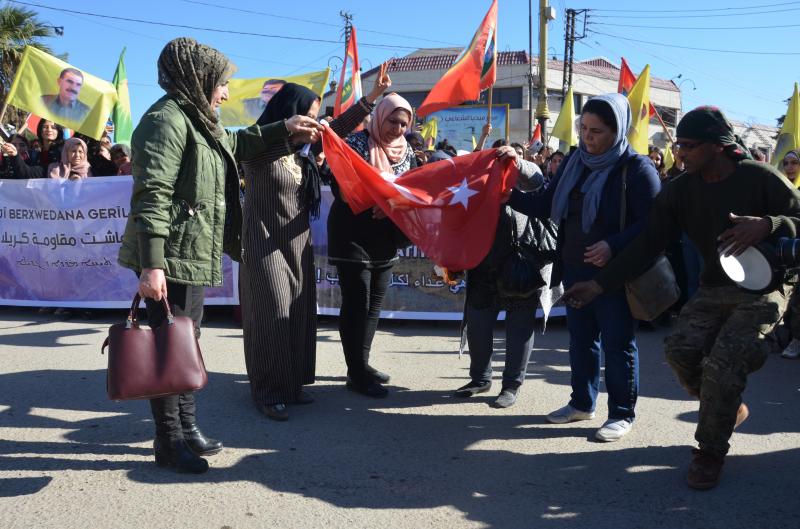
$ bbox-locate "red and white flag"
[333,26,362,117]
[322,126,517,270]
[528,122,543,152]
[416,0,498,117]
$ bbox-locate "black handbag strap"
[509,210,521,249]
[619,163,629,232]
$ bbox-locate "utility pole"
[340,11,353,55]
[527,1,534,141]
[561,8,588,100]
[535,1,557,145]
[333,11,353,114]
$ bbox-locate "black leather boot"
[153,438,209,474]
[181,423,223,456]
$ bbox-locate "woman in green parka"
[118,38,320,474]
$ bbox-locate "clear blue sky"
[12,0,796,128]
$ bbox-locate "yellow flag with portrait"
[220,68,330,127]
[6,46,118,139]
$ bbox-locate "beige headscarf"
[366,93,413,173]
[157,37,237,139]
[48,137,92,179]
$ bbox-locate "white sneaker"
[595,418,633,442]
[546,404,596,424]
[782,338,800,359]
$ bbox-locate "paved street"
[1,307,799,529]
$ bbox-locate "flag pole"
[486,86,493,125]
[654,109,674,144]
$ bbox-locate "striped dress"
[239,99,374,406]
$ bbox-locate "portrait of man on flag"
[219,68,330,126]
[40,67,91,123]
[6,46,118,139]
[242,78,286,120]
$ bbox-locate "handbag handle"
[126,293,174,328]
[102,293,174,356]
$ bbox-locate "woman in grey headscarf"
[506,93,660,442]
[118,37,320,473]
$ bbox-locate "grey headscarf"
[550,93,632,233]
[157,37,236,139]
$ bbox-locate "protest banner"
[220,68,330,127]
[423,104,509,152]
[0,176,236,308]
[0,178,562,320]
[6,46,118,139]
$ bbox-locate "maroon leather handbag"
[101,294,208,400]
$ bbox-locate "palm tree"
[0,5,59,128]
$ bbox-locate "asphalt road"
[1,306,799,529]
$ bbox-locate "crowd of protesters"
[0,118,133,179]
[4,36,800,494]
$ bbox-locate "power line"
[589,7,800,19]
[580,35,785,107]
[176,0,339,27]
[597,22,799,30]
[59,9,312,70]
[174,0,462,46]
[590,1,800,12]
[589,30,800,56]
[9,1,419,50]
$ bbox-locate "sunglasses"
[675,141,705,151]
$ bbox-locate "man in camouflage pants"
[562,107,800,490]
[664,285,788,484]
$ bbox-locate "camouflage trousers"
[664,285,789,456]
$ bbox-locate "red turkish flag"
[322,127,517,270]
[618,57,656,119]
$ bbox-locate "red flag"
[618,57,656,119]
[416,0,498,117]
[334,26,362,117]
[322,126,517,270]
[529,123,541,145]
[21,113,41,140]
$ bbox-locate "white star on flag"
[447,178,478,209]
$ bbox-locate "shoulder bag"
[101,294,208,400]
[619,164,681,321]
[496,212,546,298]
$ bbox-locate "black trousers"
[335,262,393,384]
[144,281,205,441]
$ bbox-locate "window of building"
[465,87,523,109]
[394,91,429,109]
[652,105,678,127]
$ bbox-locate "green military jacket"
[118,95,290,286]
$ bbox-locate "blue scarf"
[550,93,632,233]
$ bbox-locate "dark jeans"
[144,281,205,441]
[563,265,639,421]
[466,304,536,390]
[335,262,393,384]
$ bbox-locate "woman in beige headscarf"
[1,136,94,179]
[326,93,416,399]
[48,137,92,179]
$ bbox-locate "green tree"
[0,5,59,129]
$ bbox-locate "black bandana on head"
[676,106,752,161]
[256,83,322,219]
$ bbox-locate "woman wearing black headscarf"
[118,37,320,473]
[240,73,391,422]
